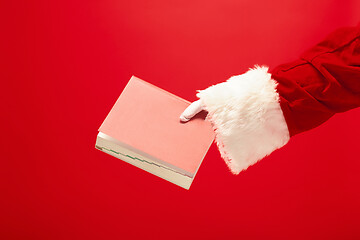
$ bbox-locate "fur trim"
[196,66,290,174]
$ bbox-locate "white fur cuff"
[197,66,290,174]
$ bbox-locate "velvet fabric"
[272,23,360,136]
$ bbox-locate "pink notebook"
[95,76,214,189]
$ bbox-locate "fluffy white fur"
[196,66,290,174]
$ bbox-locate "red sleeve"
[271,23,360,137]
[195,24,360,174]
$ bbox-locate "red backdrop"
[2,1,360,239]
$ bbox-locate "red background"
[2,1,360,239]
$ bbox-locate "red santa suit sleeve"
[196,23,360,174]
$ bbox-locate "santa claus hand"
[179,99,204,122]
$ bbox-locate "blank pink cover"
[99,76,214,174]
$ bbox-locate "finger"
[180,100,203,122]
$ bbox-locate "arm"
[180,23,360,174]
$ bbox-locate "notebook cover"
[99,76,214,174]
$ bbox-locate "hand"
[179,99,205,122]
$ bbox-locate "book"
[95,76,214,189]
